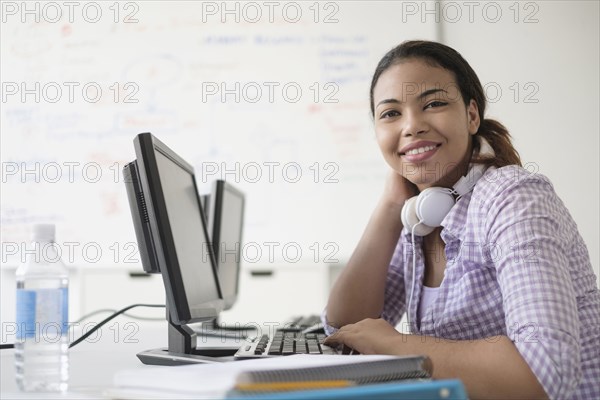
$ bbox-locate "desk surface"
[1,320,249,399]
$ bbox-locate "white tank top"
[418,285,440,322]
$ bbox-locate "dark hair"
[369,40,522,168]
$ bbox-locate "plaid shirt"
[324,165,600,399]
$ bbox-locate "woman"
[322,40,600,400]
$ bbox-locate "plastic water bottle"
[15,224,69,392]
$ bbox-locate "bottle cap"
[33,224,55,243]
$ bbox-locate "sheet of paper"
[110,354,400,398]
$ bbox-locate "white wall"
[441,0,599,280]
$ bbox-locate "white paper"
[111,354,399,398]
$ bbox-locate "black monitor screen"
[133,133,223,324]
[154,150,221,309]
[207,180,245,310]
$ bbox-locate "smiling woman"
[323,40,600,400]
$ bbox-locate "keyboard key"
[293,339,308,354]
[307,343,322,354]
[237,327,332,358]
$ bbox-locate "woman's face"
[373,59,480,191]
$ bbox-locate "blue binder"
[227,379,467,399]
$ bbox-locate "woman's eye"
[425,101,447,109]
[380,110,400,119]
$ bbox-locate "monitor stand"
[137,311,244,366]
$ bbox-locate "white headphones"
[401,136,495,236]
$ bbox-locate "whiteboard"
[1,1,437,267]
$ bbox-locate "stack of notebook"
[229,355,466,399]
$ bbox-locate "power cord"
[0,303,165,350]
[75,308,165,323]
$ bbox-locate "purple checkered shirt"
[323,165,600,399]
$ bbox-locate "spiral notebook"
[227,355,469,399]
[235,355,432,388]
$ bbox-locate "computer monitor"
[205,180,245,311]
[124,132,235,365]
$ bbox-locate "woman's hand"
[323,318,404,355]
[381,169,418,207]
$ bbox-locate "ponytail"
[473,119,522,168]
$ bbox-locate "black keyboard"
[234,330,338,359]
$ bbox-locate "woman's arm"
[324,318,548,400]
[325,199,404,327]
[483,170,583,399]
[325,171,416,328]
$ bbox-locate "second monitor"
[204,180,245,312]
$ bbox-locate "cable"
[120,313,165,322]
[75,308,164,324]
[68,303,165,348]
[407,223,419,331]
[74,308,119,323]
[1,304,165,350]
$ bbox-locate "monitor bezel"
[207,180,245,310]
[133,132,224,324]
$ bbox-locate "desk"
[1,320,246,399]
[1,320,160,398]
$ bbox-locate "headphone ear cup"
[401,196,435,236]
[415,188,456,228]
[401,196,418,230]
